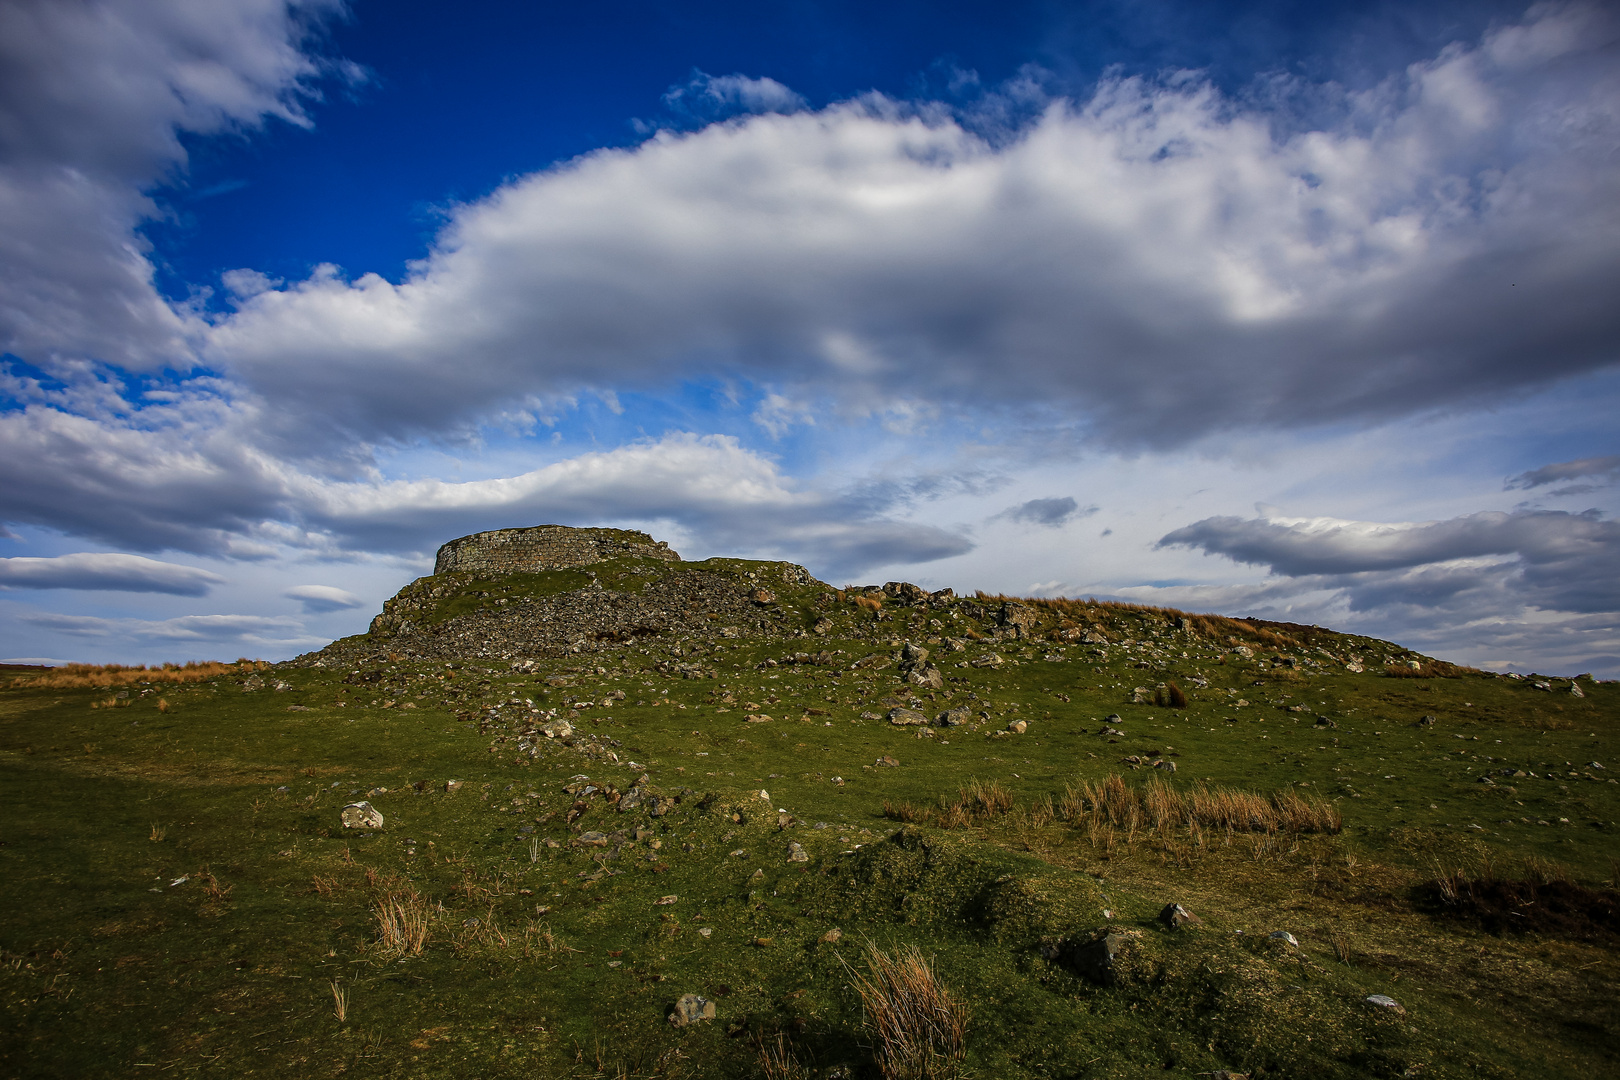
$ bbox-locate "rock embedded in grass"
[340,801,383,828]
[1053,929,1142,986]
[1158,903,1202,931]
[668,993,716,1026]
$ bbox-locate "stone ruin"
[433,525,681,576]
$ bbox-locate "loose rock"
[1365,994,1405,1013]
[669,993,716,1027]
[1158,903,1202,931]
[340,801,383,829]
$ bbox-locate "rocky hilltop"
[298,525,1429,680]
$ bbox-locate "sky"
[0,0,1616,676]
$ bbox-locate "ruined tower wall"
[433,526,681,576]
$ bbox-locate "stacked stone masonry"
[434,526,680,576]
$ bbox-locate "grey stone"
[787,842,809,863]
[1006,719,1028,734]
[1269,931,1299,947]
[935,706,973,727]
[1064,930,1137,986]
[907,664,945,690]
[887,707,929,726]
[1364,994,1404,1013]
[669,993,716,1026]
[575,831,610,846]
[1158,903,1202,931]
[341,801,383,829]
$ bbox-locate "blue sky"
[1,0,1616,676]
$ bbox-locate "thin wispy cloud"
[994,497,1094,528]
[0,553,225,595]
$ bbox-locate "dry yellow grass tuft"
[883,778,1017,829]
[373,889,431,958]
[26,659,267,689]
[850,944,968,1080]
[1061,775,1341,838]
[330,979,349,1022]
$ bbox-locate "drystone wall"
[434,526,680,576]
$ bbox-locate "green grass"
[0,573,1616,1079]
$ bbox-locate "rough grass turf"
[1,567,1616,1079]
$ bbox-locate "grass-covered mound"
[0,557,1615,1078]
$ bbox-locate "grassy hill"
[1,554,1615,1078]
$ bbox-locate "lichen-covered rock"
[340,801,383,829]
[669,993,716,1026]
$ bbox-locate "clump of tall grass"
[330,979,349,1022]
[373,889,431,958]
[883,779,1014,829]
[850,944,968,1080]
[1059,775,1341,838]
[755,1032,814,1080]
[1153,681,1188,708]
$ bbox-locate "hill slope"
[1,536,1615,1079]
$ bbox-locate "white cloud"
[184,3,1620,453]
[0,0,352,370]
[0,552,225,594]
[660,71,807,123]
[0,415,971,578]
[23,610,311,646]
[284,583,362,612]
[1158,509,1618,608]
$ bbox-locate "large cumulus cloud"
[196,2,1620,452]
[0,0,353,370]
